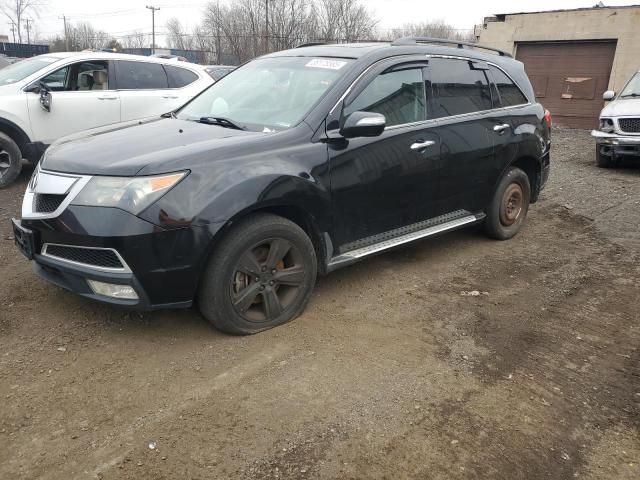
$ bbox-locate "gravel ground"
[0,128,639,480]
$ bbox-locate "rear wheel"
[0,132,22,188]
[198,213,317,335]
[484,167,531,240]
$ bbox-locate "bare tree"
[200,0,377,63]
[122,31,149,49]
[0,0,42,43]
[166,17,196,50]
[385,20,475,42]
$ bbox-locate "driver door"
[328,60,440,250]
[26,60,121,143]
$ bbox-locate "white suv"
[0,52,213,187]
[592,70,640,168]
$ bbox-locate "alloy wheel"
[0,149,10,178]
[229,238,306,323]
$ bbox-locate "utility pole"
[59,15,69,51]
[25,18,31,44]
[146,5,160,54]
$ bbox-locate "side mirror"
[603,90,616,101]
[39,83,52,112]
[340,111,386,139]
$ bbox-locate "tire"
[198,213,318,335]
[596,146,614,168]
[0,132,23,189]
[484,167,531,240]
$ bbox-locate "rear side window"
[489,65,528,107]
[165,65,199,88]
[116,61,168,89]
[427,58,492,118]
[345,67,426,127]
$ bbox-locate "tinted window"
[165,65,199,88]
[116,61,168,89]
[428,58,492,118]
[489,65,528,107]
[345,68,426,127]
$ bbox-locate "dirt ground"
[1,128,639,480]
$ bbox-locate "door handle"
[493,123,511,134]
[410,140,435,151]
[97,95,118,100]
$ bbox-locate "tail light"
[544,109,552,128]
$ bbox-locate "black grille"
[34,194,66,213]
[619,118,640,133]
[44,245,124,269]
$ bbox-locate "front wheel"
[198,213,317,335]
[596,146,615,168]
[484,167,531,240]
[0,132,23,188]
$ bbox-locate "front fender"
[140,143,331,232]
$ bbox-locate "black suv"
[12,38,551,334]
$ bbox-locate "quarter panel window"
[344,68,426,127]
[165,65,199,88]
[428,58,492,118]
[116,61,168,89]
[489,65,528,107]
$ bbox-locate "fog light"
[87,279,139,300]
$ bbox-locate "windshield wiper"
[161,111,177,118]
[197,116,246,130]
[620,93,639,98]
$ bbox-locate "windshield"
[620,72,640,98]
[0,56,60,86]
[178,56,353,131]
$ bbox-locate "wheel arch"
[504,155,542,203]
[210,202,331,277]
[0,117,30,154]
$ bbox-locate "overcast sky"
[10,0,640,44]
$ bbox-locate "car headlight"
[599,118,614,133]
[71,171,187,215]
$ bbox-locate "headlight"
[71,171,187,214]
[599,118,614,133]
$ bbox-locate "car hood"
[600,98,640,117]
[41,117,264,176]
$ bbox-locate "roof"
[493,3,640,18]
[39,51,206,68]
[266,41,518,67]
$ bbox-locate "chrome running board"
[327,211,484,271]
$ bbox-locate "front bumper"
[591,130,640,157]
[16,206,224,310]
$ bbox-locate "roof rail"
[391,37,512,57]
[295,42,326,49]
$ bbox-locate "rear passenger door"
[425,57,498,214]
[486,64,532,177]
[114,60,172,121]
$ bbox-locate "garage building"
[476,4,640,128]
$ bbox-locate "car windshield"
[620,72,640,98]
[0,56,60,86]
[178,56,353,131]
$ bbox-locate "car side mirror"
[39,83,52,112]
[340,111,386,139]
[603,90,616,101]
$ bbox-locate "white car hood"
[601,98,640,117]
